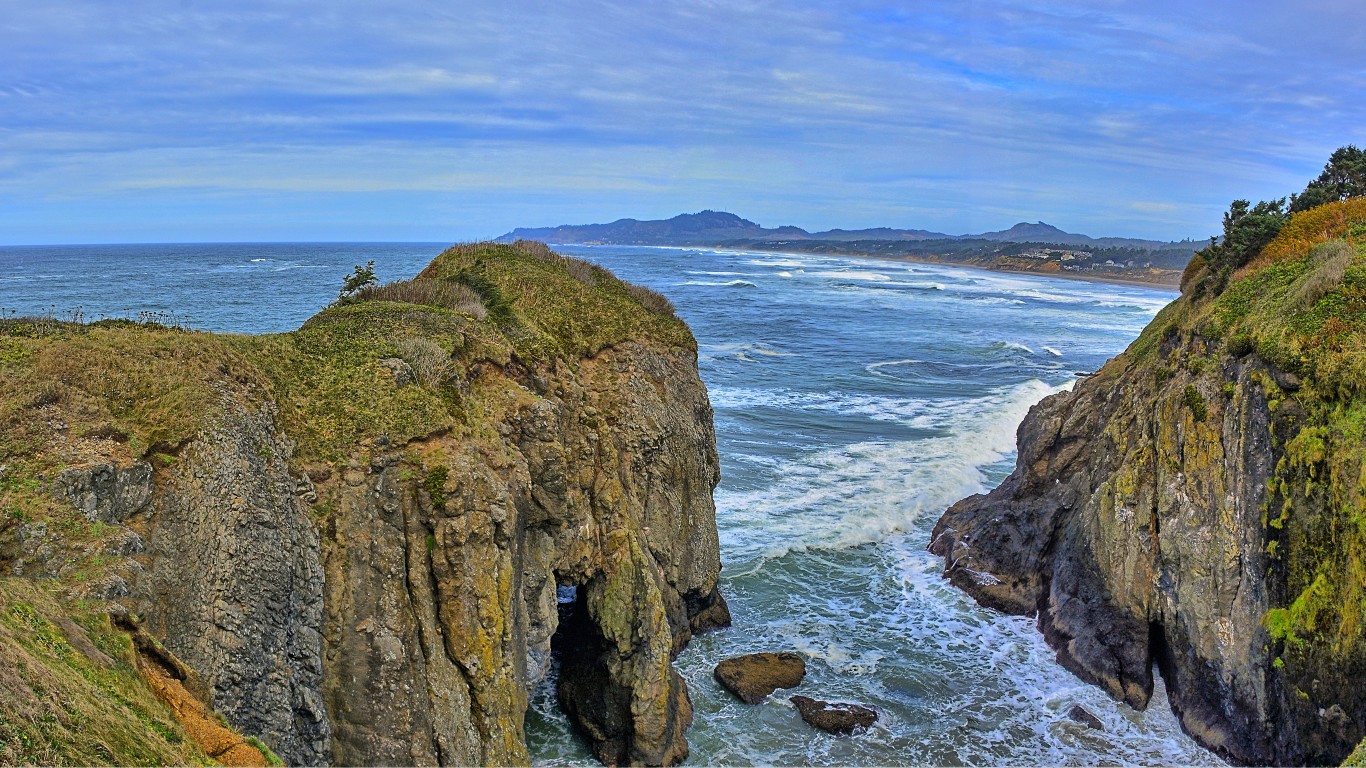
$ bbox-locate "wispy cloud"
[1,0,1362,243]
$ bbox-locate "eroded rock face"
[930,336,1363,765]
[54,461,153,523]
[111,339,727,767]
[135,399,330,766]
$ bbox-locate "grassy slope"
[0,242,689,764]
[0,579,211,766]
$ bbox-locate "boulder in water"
[790,695,877,734]
[713,652,805,704]
[1067,704,1104,730]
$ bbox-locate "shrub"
[1184,384,1207,422]
[1292,241,1352,309]
[1247,197,1366,272]
[356,278,487,319]
[1227,333,1255,357]
[394,337,455,388]
[1180,253,1208,294]
[423,466,448,510]
[339,261,378,301]
[626,284,677,317]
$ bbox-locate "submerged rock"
[714,652,806,704]
[1067,705,1104,731]
[789,695,877,734]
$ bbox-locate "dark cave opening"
[548,579,631,766]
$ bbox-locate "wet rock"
[790,695,877,735]
[1067,704,1104,730]
[714,652,806,704]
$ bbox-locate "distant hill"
[974,221,1192,250]
[496,210,791,246]
[497,211,1190,251]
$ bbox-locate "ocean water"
[0,242,1219,766]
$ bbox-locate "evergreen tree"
[1290,145,1366,212]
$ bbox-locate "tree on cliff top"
[337,260,378,302]
[1195,145,1365,294]
[1290,144,1366,212]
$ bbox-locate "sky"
[1,0,1363,244]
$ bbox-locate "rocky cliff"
[931,198,1366,765]
[0,241,728,766]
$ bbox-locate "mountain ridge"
[496,210,1194,251]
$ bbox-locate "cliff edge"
[931,185,1366,764]
[0,241,729,766]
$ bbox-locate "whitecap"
[993,341,1036,355]
[714,379,1069,563]
[681,279,758,288]
[823,270,892,282]
[747,258,804,267]
[1043,346,1063,357]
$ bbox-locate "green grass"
[0,580,212,766]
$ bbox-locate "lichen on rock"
[0,241,728,766]
[932,200,1366,765]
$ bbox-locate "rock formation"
[0,242,728,766]
[713,652,807,704]
[932,199,1366,765]
[789,696,877,735]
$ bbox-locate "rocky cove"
[2,207,1365,767]
[0,242,729,765]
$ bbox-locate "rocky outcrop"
[931,205,1366,765]
[54,462,153,523]
[135,398,331,766]
[1067,705,1104,731]
[713,652,806,704]
[2,243,727,766]
[789,696,877,735]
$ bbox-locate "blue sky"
[2,0,1363,244]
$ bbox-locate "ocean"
[0,241,1219,766]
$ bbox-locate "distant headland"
[498,210,1200,287]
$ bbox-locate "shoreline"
[862,251,1182,290]
[639,243,1185,291]
[587,243,1184,292]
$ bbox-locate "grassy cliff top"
[1129,197,1366,393]
[0,241,692,487]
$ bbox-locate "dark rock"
[1271,368,1301,391]
[714,652,806,704]
[54,462,153,523]
[1067,704,1104,730]
[790,695,877,734]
